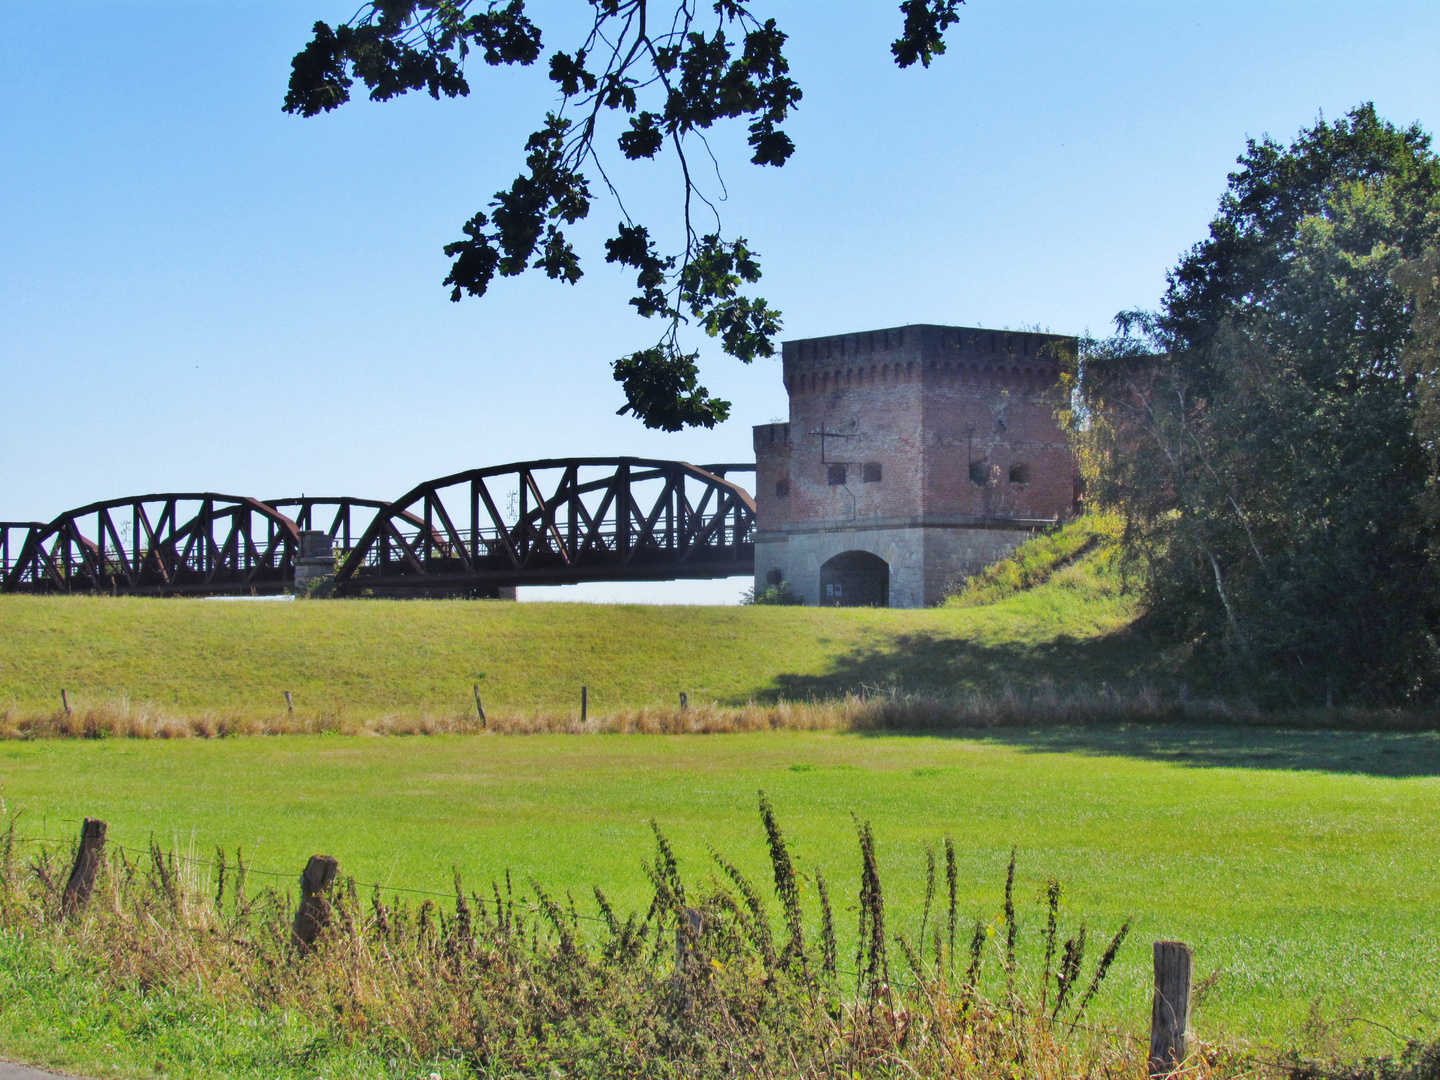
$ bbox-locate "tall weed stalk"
[3,796,1146,1079]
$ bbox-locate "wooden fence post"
[284,690,294,717]
[473,684,486,726]
[62,818,107,916]
[581,685,587,722]
[291,854,339,955]
[679,692,688,712]
[675,907,704,970]
[1149,941,1194,1078]
[61,689,71,716]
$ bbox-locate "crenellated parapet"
[781,325,1068,396]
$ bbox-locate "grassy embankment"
[0,518,1162,732]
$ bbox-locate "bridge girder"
[0,460,757,597]
[0,494,300,596]
[336,458,756,596]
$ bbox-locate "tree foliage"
[284,1,964,429]
[1068,105,1440,704]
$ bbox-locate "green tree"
[284,1,964,430]
[1069,106,1440,704]
[1400,248,1440,561]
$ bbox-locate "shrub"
[742,579,806,605]
[6,798,1139,1079]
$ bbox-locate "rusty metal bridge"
[0,458,756,598]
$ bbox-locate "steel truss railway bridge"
[0,458,756,598]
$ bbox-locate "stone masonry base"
[754,523,1036,608]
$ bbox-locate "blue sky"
[3,1,1437,601]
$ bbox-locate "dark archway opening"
[820,550,890,607]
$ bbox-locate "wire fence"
[9,829,1168,1051]
[20,825,1421,1071]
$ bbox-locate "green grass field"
[6,728,1440,1049]
[0,542,1154,719]
[4,529,1436,1071]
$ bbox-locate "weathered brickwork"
[752,324,1079,608]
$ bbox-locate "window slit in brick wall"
[969,460,988,485]
[827,463,847,486]
[1009,463,1030,484]
[776,477,790,497]
[863,462,882,483]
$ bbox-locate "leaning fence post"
[1149,941,1194,1078]
[62,817,107,916]
[291,854,339,955]
[61,689,71,716]
[581,685,588,722]
[473,684,486,726]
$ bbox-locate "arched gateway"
[820,550,889,607]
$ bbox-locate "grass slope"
[4,729,1439,1050]
[946,513,1120,607]
[0,537,1151,718]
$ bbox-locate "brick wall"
[752,323,1078,606]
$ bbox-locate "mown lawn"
[0,548,1152,718]
[4,727,1439,1052]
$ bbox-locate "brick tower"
[752,324,1080,608]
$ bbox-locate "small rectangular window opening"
[862,462,882,483]
[775,478,790,497]
[1008,463,1030,484]
[969,460,988,486]
[827,463,847,486]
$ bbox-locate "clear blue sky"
[3,1,1437,601]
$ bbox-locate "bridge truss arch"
[336,458,756,596]
[1,494,302,596]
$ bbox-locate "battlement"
[781,324,1071,385]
